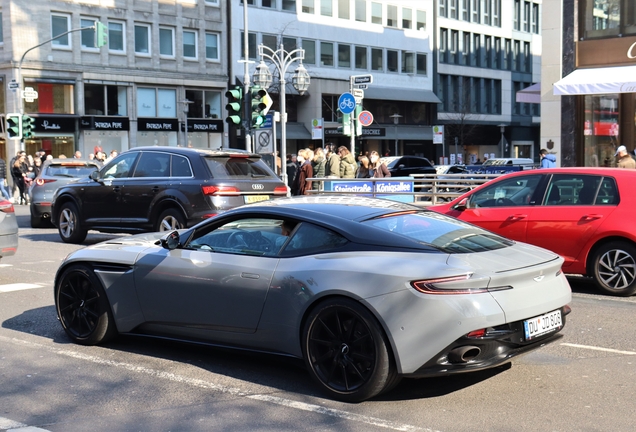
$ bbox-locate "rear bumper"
[0,232,18,258]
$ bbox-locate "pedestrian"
[338,146,357,179]
[369,151,391,178]
[74,150,82,159]
[539,149,557,168]
[294,149,314,195]
[324,144,340,178]
[12,154,28,205]
[286,153,298,194]
[356,155,371,178]
[615,145,636,169]
[311,147,326,190]
[33,157,42,177]
[0,157,11,200]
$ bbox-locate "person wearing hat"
[615,145,636,169]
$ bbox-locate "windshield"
[45,164,99,177]
[204,156,277,180]
[364,211,512,253]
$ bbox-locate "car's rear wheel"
[57,202,87,244]
[592,241,636,296]
[155,208,186,232]
[55,264,117,345]
[302,297,396,402]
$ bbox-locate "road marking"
[561,343,636,356]
[0,283,44,293]
[0,335,430,432]
[0,263,12,268]
[0,416,51,431]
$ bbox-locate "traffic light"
[6,114,22,140]
[22,115,35,139]
[225,85,243,126]
[95,21,108,47]
[337,110,351,136]
[250,86,269,128]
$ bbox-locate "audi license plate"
[524,309,562,340]
[244,195,270,204]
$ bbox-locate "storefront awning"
[516,82,541,103]
[376,125,433,141]
[553,65,636,95]
[274,122,312,140]
[365,87,441,103]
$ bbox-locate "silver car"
[54,196,572,402]
[0,199,18,260]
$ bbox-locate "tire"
[591,241,636,296]
[55,264,117,345]
[302,297,396,402]
[57,202,88,244]
[155,208,186,232]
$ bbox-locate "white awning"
[553,65,636,95]
[516,82,541,103]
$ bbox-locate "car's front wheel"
[591,241,636,296]
[55,264,117,345]
[155,208,186,232]
[302,297,397,402]
[57,202,87,244]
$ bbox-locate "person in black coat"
[286,153,299,195]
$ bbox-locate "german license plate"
[244,195,270,204]
[524,309,562,340]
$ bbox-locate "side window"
[102,153,139,179]
[171,155,192,177]
[133,152,170,177]
[596,177,618,205]
[468,174,541,207]
[543,174,603,206]
[282,222,348,254]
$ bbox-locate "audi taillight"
[0,200,15,213]
[202,185,241,196]
[35,178,57,186]
[274,186,288,195]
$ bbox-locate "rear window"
[204,156,277,180]
[364,211,512,253]
[45,164,98,178]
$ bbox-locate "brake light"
[60,162,86,166]
[411,274,483,295]
[229,154,250,158]
[466,329,487,338]
[274,186,288,195]
[36,178,57,186]
[202,185,241,196]
[0,201,15,213]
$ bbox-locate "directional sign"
[351,74,373,85]
[353,89,364,98]
[358,110,374,127]
[338,92,356,115]
[353,84,368,90]
[8,80,19,89]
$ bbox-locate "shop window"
[583,94,620,167]
[24,83,74,114]
[205,33,219,60]
[81,18,97,49]
[137,87,176,118]
[160,27,175,57]
[135,24,151,55]
[51,14,71,48]
[185,89,222,119]
[85,84,127,116]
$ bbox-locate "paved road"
[1,205,635,432]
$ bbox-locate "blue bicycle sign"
[338,92,356,114]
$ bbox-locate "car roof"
[125,146,262,158]
[43,158,100,167]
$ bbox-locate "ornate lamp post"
[253,43,310,189]
[389,113,402,156]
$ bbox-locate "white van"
[482,158,535,169]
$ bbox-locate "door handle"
[112,186,121,192]
[508,214,527,221]
[582,214,603,221]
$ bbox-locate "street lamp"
[180,99,193,147]
[389,113,402,156]
[253,43,310,189]
[498,123,506,158]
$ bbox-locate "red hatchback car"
[430,167,636,296]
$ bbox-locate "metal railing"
[304,173,501,206]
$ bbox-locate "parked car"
[50,147,288,244]
[464,158,536,175]
[430,167,636,296]
[29,158,101,228]
[54,195,571,402]
[0,199,18,260]
[381,155,436,176]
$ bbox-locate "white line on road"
[0,283,45,293]
[0,335,428,432]
[0,416,51,431]
[561,343,636,355]
[0,263,12,268]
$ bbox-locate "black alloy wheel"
[592,241,636,296]
[302,298,396,402]
[55,265,117,345]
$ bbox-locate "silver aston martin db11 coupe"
[54,196,572,402]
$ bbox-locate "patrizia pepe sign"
[81,116,130,130]
[137,118,178,132]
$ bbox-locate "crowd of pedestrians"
[287,143,391,196]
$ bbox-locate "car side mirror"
[90,171,101,182]
[158,230,180,250]
[452,197,469,211]
[398,164,405,169]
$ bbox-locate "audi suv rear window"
[204,156,278,180]
[46,164,99,177]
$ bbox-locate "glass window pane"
[402,52,414,74]
[137,88,157,117]
[135,25,149,54]
[302,39,316,64]
[157,89,176,117]
[321,0,332,16]
[85,84,105,115]
[263,34,277,51]
[416,53,426,75]
[321,42,333,66]
[416,10,426,30]
[387,50,398,72]
[402,8,412,29]
[160,28,174,56]
[387,5,397,27]
[371,2,382,24]
[283,37,296,52]
[355,46,367,69]
[206,33,219,60]
[283,0,296,11]
[81,19,96,48]
[302,0,314,13]
[109,22,124,51]
[338,44,350,68]
[371,48,383,71]
[338,0,350,19]
[183,31,196,58]
[52,15,69,46]
[355,0,366,21]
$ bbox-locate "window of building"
[262,0,276,8]
[239,0,255,4]
[531,3,539,34]
[416,10,426,30]
[185,89,222,119]
[371,2,382,24]
[302,0,314,14]
[402,52,414,74]
[483,0,491,25]
[321,0,332,16]
[183,30,197,59]
[371,48,383,71]
[493,37,501,69]
[355,0,366,21]
[302,39,316,64]
[137,87,177,117]
[485,35,492,68]
[416,53,426,75]
[205,33,219,60]
[240,31,257,59]
[504,38,512,70]
[263,34,277,52]
[24,82,75,114]
[439,0,447,17]
[449,0,458,19]
[513,40,520,71]
[402,8,412,29]
[472,0,480,23]
[461,0,469,21]
[321,42,334,66]
[108,21,125,53]
[355,46,367,69]
[338,44,351,68]
[387,49,398,72]
[473,33,481,66]
[160,27,175,57]
[523,41,531,72]
[81,18,97,49]
[282,0,296,11]
[338,0,350,19]
[283,37,296,52]
[492,0,501,27]
[450,30,459,64]
[135,24,151,55]
[205,0,219,4]
[387,5,398,27]
[514,0,520,30]
[462,32,471,66]
[440,28,448,63]
[51,14,71,48]
[84,84,128,116]
[523,1,530,32]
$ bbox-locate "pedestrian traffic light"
[225,85,243,126]
[22,114,35,139]
[250,86,270,128]
[337,110,351,136]
[5,114,22,140]
[95,21,108,48]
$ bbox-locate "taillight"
[202,185,241,196]
[274,186,288,195]
[36,178,57,186]
[466,329,487,338]
[0,201,15,213]
[411,274,511,295]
